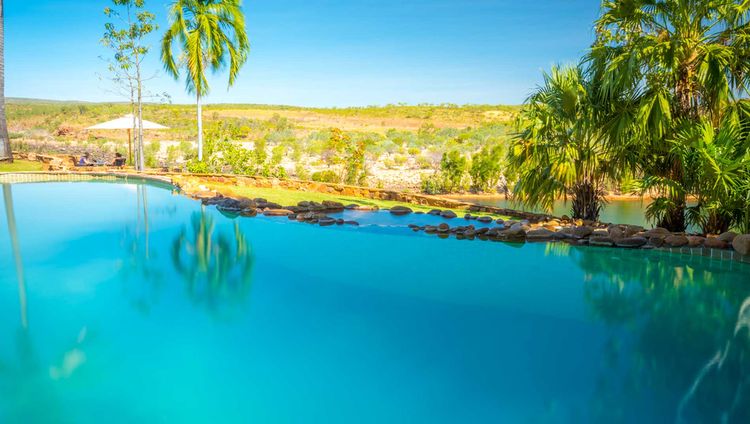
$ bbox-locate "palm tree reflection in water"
[1,184,89,422]
[172,208,254,318]
[569,245,750,422]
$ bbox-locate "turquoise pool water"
[1,181,749,423]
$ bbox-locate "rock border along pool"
[2,171,749,265]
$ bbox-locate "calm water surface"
[1,181,749,423]
[454,196,653,227]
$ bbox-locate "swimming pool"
[1,181,749,423]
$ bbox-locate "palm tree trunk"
[3,184,27,330]
[0,0,12,163]
[197,93,203,161]
[136,54,145,171]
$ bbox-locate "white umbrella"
[86,114,169,164]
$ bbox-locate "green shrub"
[311,170,341,183]
[420,173,444,194]
[469,145,504,192]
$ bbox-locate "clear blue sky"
[5,0,600,106]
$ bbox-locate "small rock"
[428,209,442,216]
[437,223,450,233]
[477,216,493,224]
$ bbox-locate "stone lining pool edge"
[2,170,749,265]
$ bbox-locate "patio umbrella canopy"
[86,114,168,130]
[86,114,169,165]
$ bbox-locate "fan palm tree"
[161,0,250,162]
[509,65,619,221]
[587,0,750,231]
[0,0,12,163]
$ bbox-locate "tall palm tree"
[0,0,12,163]
[161,0,250,162]
[587,0,750,231]
[509,65,619,221]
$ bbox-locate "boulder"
[732,234,750,256]
[526,228,558,242]
[704,237,728,249]
[589,236,614,247]
[428,209,442,216]
[437,223,450,233]
[648,237,665,248]
[624,225,645,237]
[318,217,336,226]
[440,210,458,219]
[687,236,705,247]
[718,232,738,243]
[497,227,526,241]
[615,237,648,248]
[608,226,626,240]
[389,206,413,216]
[664,235,689,247]
[477,216,493,224]
[263,209,294,217]
[353,205,379,211]
[592,229,609,237]
[643,228,672,239]
[322,200,345,210]
[572,226,594,239]
[258,201,283,210]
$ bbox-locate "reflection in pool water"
[452,195,654,227]
[0,181,749,423]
